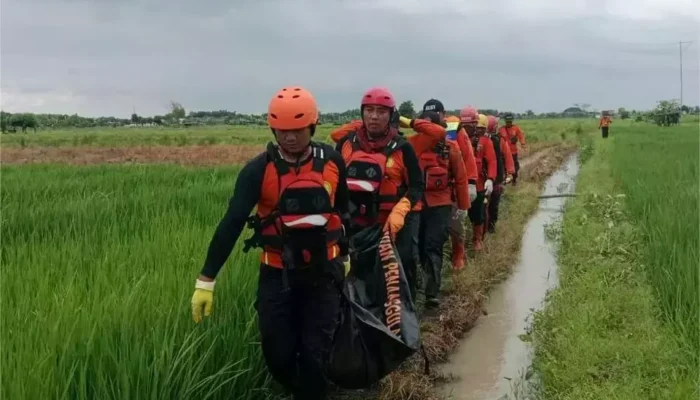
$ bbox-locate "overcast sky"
[1,0,699,117]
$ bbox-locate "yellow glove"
[398,116,412,129]
[191,279,215,323]
[343,259,351,276]
[384,197,411,239]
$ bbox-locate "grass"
[1,165,274,400]
[531,124,698,399]
[0,118,584,148]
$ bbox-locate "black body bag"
[328,225,421,389]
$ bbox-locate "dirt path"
[0,144,265,166]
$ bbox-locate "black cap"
[422,99,445,113]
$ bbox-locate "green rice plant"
[1,164,274,400]
[610,122,699,363]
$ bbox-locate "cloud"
[1,0,699,117]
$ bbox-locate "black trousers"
[256,260,344,400]
[468,190,487,225]
[418,205,451,302]
[488,186,503,229]
[396,211,421,302]
[601,127,609,138]
[512,153,520,184]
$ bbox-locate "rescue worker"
[447,109,480,270]
[329,88,446,301]
[190,86,350,400]
[468,114,497,251]
[599,111,612,139]
[415,100,470,308]
[485,115,515,234]
[498,112,526,185]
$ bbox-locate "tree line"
[1,99,698,133]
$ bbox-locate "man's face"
[438,111,446,124]
[362,105,392,136]
[274,127,312,154]
[464,122,477,136]
[476,127,486,136]
[505,119,513,127]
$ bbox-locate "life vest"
[344,133,406,220]
[489,134,506,184]
[244,143,342,268]
[419,140,451,194]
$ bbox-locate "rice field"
[1,165,274,400]
[610,122,699,358]
[1,118,583,148]
[531,120,699,399]
[0,119,588,399]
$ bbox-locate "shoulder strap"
[266,142,290,176]
[383,135,406,157]
[310,144,328,173]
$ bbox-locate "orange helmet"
[459,106,479,124]
[267,86,319,130]
[487,115,498,133]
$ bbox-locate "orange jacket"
[445,116,478,183]
[498,125,526,155]
[419,140,469,209]
[448,142,469,209]
[499,135,516,175]
[331,119,446,215]
[474,135,497,191]
[599,116,612,128]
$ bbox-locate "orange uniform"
[498,124,526,155]
[599,116,612,128]
[473,136,498,190]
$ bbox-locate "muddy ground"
[0,144,266,166]
[0,141,556,167]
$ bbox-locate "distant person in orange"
[498,112,526,185]
[599,111,612,139]
[485,115,515,234]
[467,114,497,251]
[415,100,469,308]
[329,88,446,300]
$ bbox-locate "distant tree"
[653,100,681,126]
[167,101,186,120]
[526,109,535,117]
[0,111,10,133]
[618,107,630,120]
[398,100,415,117]
[131,113,139,124]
